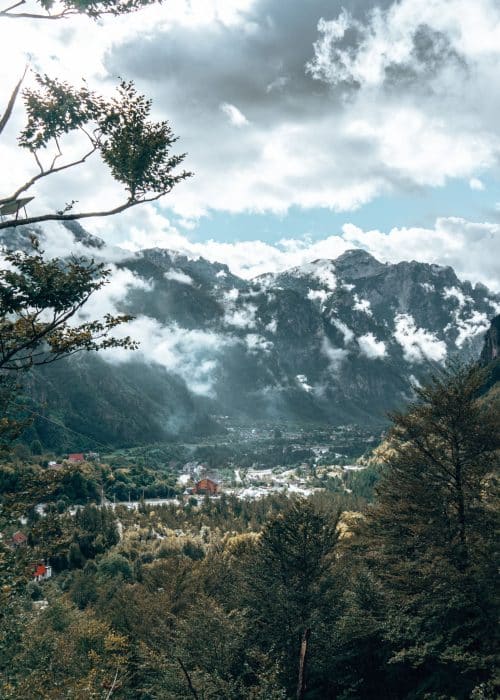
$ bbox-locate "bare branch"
[0,65,28,135]
[0,0,26,12]
[33,150,44,174]
[0,5,72,18]
[177,658,199,700]
[0,145,97,206]
[0,190,167,230]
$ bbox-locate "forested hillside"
[1,352,498,699]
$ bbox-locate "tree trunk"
[296,627,311,700]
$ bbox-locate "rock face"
[5,225,500,443]
[480,315,500,364]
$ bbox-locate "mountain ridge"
[3,223,499,448]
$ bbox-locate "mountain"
[5,225,500,447]
[480,314,500,394]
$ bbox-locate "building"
[193,477,220,495]
[11,531,27,547]
[47,461,63,471]
[67,453,84,463]
[33,562,52,582]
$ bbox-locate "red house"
[193,478,220,495]
[33,562,52,582]
[68,453,84,463]
[11,531,27,547]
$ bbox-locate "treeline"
[0,364,498,698]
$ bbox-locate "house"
[193,477,220,495]
[47,461,63,471]
[11,531,27,547]
[85,451,100,461]
[67,453,84,463]
[33,562,52,582]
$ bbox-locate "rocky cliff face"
[480,315,500,364]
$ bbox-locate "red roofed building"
[68,453,84,463]
[33,562,52,582]
[11,531,27,547]
[193,478,220,495]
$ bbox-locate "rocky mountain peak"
[334,249,386,280]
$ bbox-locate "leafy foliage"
[0,242,136,372]
[1,0,162,21]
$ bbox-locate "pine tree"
[365,364,500,698]
[243,499,340,697]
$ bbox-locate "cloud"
[103,318,235,396]
[332,319,355,345]
[321,336,348,371]
[2,1,499,297]
[394,313,447,363]
[357,333,387,359]
[220,103,250,126]
[5,0,490,222]
[353,294,372,316]
[341,217,500,292]
[164,269,194,285]
[469,178,485,191]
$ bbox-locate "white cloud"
[245,333,273,353]
[394,313,447,363]
[296,374,313,392]
[353,294,372,316]
[332,319,355,345]
[164,269,194,285]
[341,218,500,292]
[307,289,329,306]
[110,212,500,291]
[221,288,257,329]
[443,286,471,309]
[103,318,234,396]
[469,178,485,191]
[321,336,348,372]
[220,102,250,126]
[4,0,500,222]
[454,310,490,348]
[357,333,387,359]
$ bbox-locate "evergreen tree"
[365,364,500,698]
[243,499,340,697]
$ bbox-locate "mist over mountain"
[7,224,500,448]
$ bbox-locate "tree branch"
[0,146,97,206]
[0,191,167,230]
[0,65,28,135]
[0,4,72,18]
[177,657,199,700]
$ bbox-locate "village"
[0,424,378,588]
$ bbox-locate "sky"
[1,0,500,289]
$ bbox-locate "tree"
[0,76,192,230]
[242,500,340,698]
[0,240,138,444]
[1,0,157,19]
[365,364,500,698]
